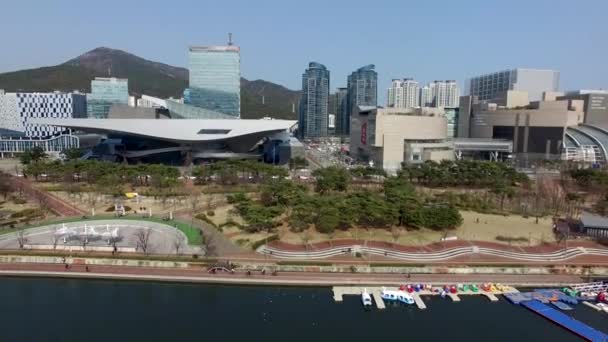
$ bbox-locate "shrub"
[250,234,279,250]
[12,197,27,205]
[105,205,132,212]
[206,210,215,217]
[496,235,529,243]
[10,208,41,219]
[195,213,219,229]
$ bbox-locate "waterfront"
[1,278,607,341]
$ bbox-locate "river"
[1,277,606,341]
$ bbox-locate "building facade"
[184,45,241,118]
[86,78,129,118]
[334,88,348,136]
[420,85,433,107]
[387,78,419,108]
[558,90,608,128]
[299,62,330,138]
[427,80,460,108]
[0,91,86,138]
[350,107,452,173]
[346,65,377,135]
[468,68,560,102]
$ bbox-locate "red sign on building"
[361,123,367,145]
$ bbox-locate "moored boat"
[361,288,373,307]
[381,287,415,305]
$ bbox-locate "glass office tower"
[299,62,330,138]
[185,45,241,118]
[86,78,129,118]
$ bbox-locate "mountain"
[0,47,299,119]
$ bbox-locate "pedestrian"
[64,263,68,270]
[85,266,89,272]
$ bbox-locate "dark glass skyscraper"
[334,88,348,136]
[299,62,329,138]
[346,65,377,135]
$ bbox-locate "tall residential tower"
[299,62,330,138]
[387,78,419,108]
[346,65,377,135]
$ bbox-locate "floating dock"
[521,301,608,342]
[332,286,386,309]
[411,293,427,309]
[332,285,516,310]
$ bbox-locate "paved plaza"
[0,220,201,255]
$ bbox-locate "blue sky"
[1,0,606,102]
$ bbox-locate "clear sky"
[1,0,606,103]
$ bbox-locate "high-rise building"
[429,80,459,107]
[346,65,377,135]
[0,91,86,137]
[87,77,129,118]
[387,78,419,108]
[468,68,560,102]
[334,88,348,136]
[185,44,241,118]
[420,85,433,107]
[299,62,330,138]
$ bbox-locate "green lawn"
[2,215,203,245]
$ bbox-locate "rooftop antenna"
[228,33,233,46]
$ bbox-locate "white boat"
[380,287,415,305]
[597,302,608,313]
[361,288,373,307]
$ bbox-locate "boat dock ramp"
[332,286,516,310]
[521,301,608,342]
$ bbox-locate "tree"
[0,173,11,200]
[62,147,84,161]
[491,180,515,211]
[19,146,47,165]
[312,166,351,194]
[203,232,217,257]
[391,227,403,246]
[172,236,184,255]
[16,229,28,249]
[134,228,153,254]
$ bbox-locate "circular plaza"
[0,219,201,255]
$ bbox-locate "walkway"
[9,176,84,216]
[258,239,608,264]
[0,262,586,287]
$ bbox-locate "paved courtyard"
[0,220,201,255]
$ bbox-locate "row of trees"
[228,172,463,235]
[192,160,288,186]
[401,160,528,187]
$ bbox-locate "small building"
[580,211,608,239]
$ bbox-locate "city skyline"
[0,0,606,105]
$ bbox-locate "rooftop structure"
[468,68,559,102]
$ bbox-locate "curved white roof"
[31,118,296,143]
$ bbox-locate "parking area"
[0,220,201,255]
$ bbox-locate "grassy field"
[244,211,556,247]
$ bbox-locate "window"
[197,129,231,135]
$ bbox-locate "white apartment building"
[387,78,419,108]
[420,85,433,107]
[428,80,460,108]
